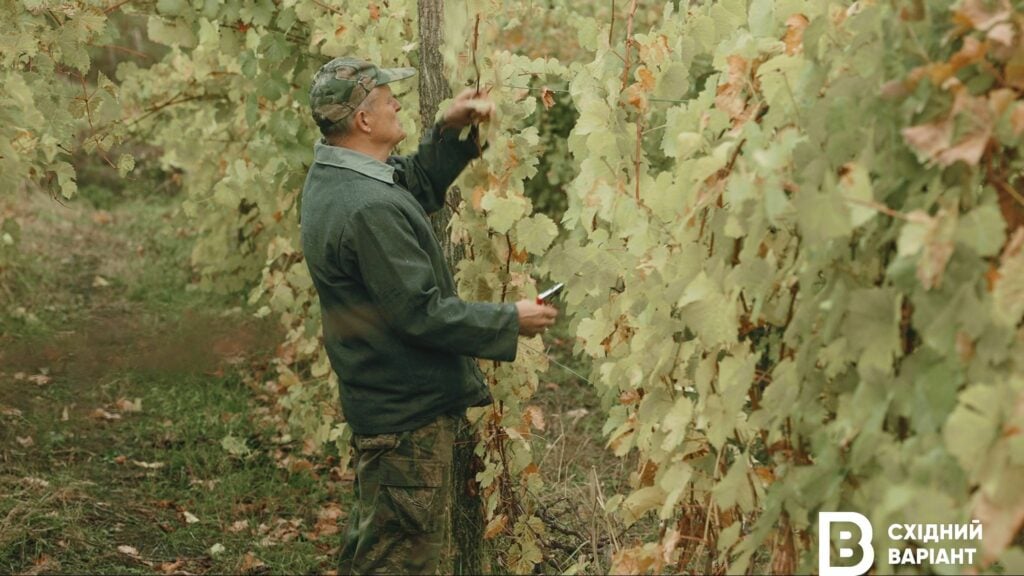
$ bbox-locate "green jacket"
[300,125,519,435]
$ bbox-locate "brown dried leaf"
[539,86,556,110]
[988,21,1015,45]
[949,36,988,72]
[228,519,250,533]
[239,552,266,574]
[611,545,658,574]
[522,405,546,431]
[636,66,656,91]
[91,210,113,225]
[936,131,990,167]
[91,408,122,421]
[783,14,810,55]
[714,55,748,119]
[989,88,1017,117]
[16,435,34,448]
[623,82,648,111]
[957,0,1011,31]
[27,374,51,386]
[158,559,185,573]
[902,120,953,161]
[484,514,508,540]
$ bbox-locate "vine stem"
[310,0,342,16]
[634,118,643,201]
[472,14,481,94]
[619,0,639,91]
[608,0,615,46]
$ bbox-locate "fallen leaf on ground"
[28,374,51,386]
[92,275,110,288]
[114,455,128,464]
[114,398,142,413]
[305,504,343,540]
[16,435,34,448]
[1,406,22,417]
[22,477,50,489]
[158,559,185,573]
[182,510,199,524]
[60,406,69,421]
[117,545,140,557]
[132,460,165,469]
[565,408,590,423]
[22,554,59,576]
[258,518,303,546]
[228,519,250,533]
[209,543,226,556]
[91,408,122,421]
[239,552,266,573]
[92,210,114,225]
[13,372,26,381]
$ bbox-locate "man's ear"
[354,108,372,134]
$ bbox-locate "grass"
[0,187,636,575]
[0,192,344,575]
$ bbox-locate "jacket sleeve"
[347,201,519,361]
[388,123,482,214]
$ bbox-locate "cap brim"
[378,67,416,85]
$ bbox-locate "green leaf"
[514,214,558,255]
[838,162,875,227]
[676,272,738,347]
[147,15,197,48]
[117,153,135,178]
[748,0,775,37]
[944,384,1002,477]
[843,288,901,379]
[481,193,527,235]
[53,161,77,199]
[660,396,693,452]
[955,204,1005,257]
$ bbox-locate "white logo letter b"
[819,512,874,576]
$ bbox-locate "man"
[301,57,558,575]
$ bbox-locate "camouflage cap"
[310,57,415,130]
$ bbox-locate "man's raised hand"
[441,87,495,129]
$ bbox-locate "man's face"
[361,84,405,148]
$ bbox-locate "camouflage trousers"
[338,413,460,575]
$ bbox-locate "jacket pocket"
[379,456,445,534]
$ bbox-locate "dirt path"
[0,195,342,575]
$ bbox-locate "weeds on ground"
[0,192,346,575]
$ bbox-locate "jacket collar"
[313,141,396,184]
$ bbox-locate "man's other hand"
[515,300,558,337]
[442,88,495,129]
